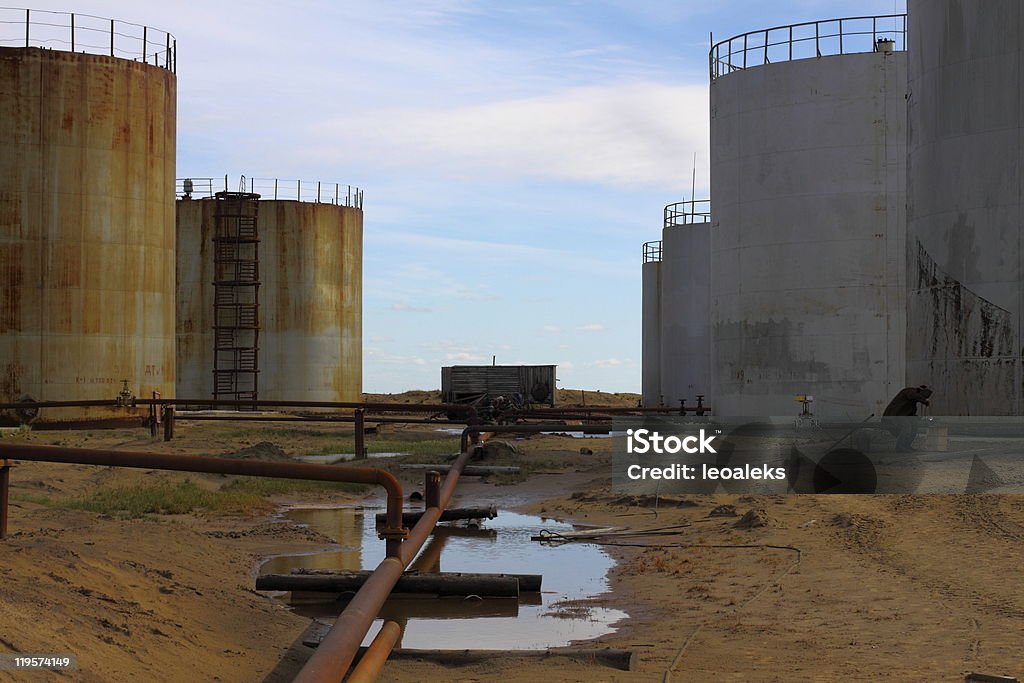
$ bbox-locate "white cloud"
[315,82,709,190]
[578,323,606,332]
[446,352,485,363]
[592,358,624,368]
[390,303,432,313]
[365,347,428,366]
[543,325,561,333]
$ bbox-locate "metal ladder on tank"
[212,191,261,404]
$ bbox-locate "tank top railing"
[710,14,906,81]
[177,176,364,209]
[664,200,711,228]
[643,241,663,264]
[0,7,175,71]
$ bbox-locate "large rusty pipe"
[0,399,118,409]
[398,450,474,566]
[174,415,468,425]
[345,621,402,683]
[0,398,479,416]
[0,444,406,542]
[137,399,470,413]
[293,444,477,682]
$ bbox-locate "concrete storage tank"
[661,202,712,410]
[709,15,907,418]
[0,10,176,422]
[906,0,1024,415]
[641,201,712,408]
[641,239,663,406]
[176,178,363,404]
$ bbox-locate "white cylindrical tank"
[660,203,712,410]
[0,12,176,422]
[176,179,363,404]
[709,17,907,418]
[906,0,1022,415]
[641,242,662,407]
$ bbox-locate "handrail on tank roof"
[0,7,176,71]
[710,13,905,81]
[176,176,364,209]
[643,240,662,264]
[664,199,710,228]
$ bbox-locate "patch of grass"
[302,437,461,460]
[220,476,368,496]
[21,479,266,518]
[14,493,55,506]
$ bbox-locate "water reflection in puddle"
[260,508,627,649]
[295,452,408,465]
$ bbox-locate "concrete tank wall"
[176,198,363,403]
[710,50,907,418]
[0,47,176,420]
[660,222,712,409]
[906,0,1023,415]
[641,259,661,406]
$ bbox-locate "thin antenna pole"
[691,152,697,208]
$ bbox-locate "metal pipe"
[293,444,477,682]
[174,415,467,426]
[0,395,690,417]
[0,444,406,543]
[399,450,474,565]
[345,621,402,683]
[0,399,118,410]
[0,398,463,412]
[424,470,441,509]
[354,409,365,459]
[140,399,468,413]
[163,406,175,442]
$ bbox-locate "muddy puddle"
[260,507,627,649]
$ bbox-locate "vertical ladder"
[212,191,261,403]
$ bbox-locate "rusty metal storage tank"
[176,178,363,404]
[906,0,1024,415]
[641,201,712,409]
[709,15,908,418]
[0,10,176,422]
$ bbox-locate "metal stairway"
[212,191,261,402]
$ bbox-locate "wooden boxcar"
[441,365,556,406]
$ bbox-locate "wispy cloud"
[578,323,606,332]
[390,303,432,313]
[446,351,486,362]
[315,83,708,190]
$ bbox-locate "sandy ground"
[0,419,1022,682]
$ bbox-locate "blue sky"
[21,0,906,393]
